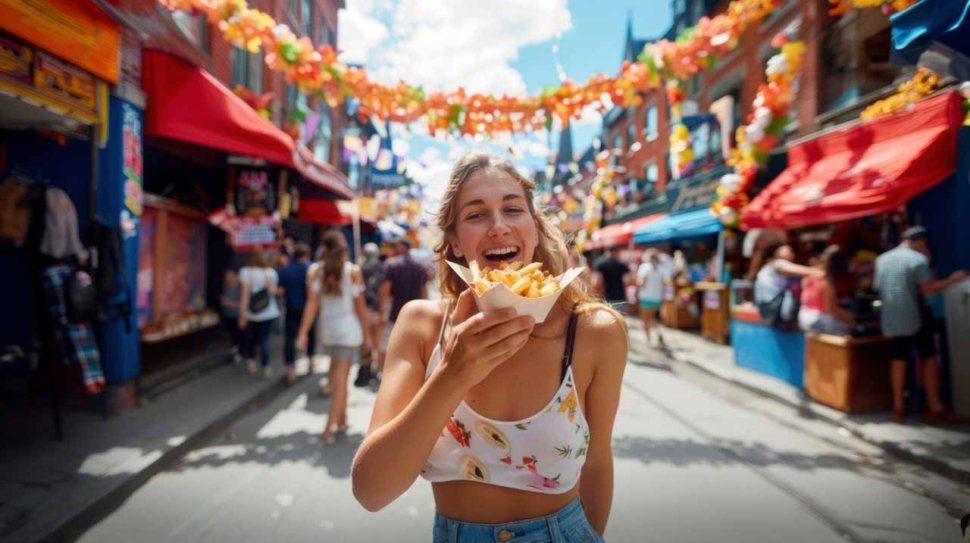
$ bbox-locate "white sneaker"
[247,360,259,374]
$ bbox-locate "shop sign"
[0,35,99,119]
[666,169,725,214]
[235,169,275,215]
[233,216,277,250]
[122,103,143,217]
[0,0,120,83]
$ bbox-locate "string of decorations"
[827,0,918,16]
[710,33,806,228]
[159,0,795,136]
[859,67,940,121]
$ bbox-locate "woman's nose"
[487,212,511,237]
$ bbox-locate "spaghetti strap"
[436,300,451,347]
[560,310,580,382]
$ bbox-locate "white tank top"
[313,261,363,347]
[420,311,589,494]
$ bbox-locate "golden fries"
[469,260,560,298]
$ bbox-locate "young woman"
[636,249,665,346]
[238,250,280,377]
[798,245,855,335]
[754,243,821,326]
[351,152,628,542]
[297,230,373,444]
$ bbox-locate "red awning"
[294,147,355,200]
[298,199,352,226]
[142,49,296,166]
[742,91,963,230]
[588,213,667,250]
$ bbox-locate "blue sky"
[338,0,673,202]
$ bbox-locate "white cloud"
[338,0,390,65]
[372,0,571,96]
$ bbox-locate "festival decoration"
[961,82,970,126]
[859,67,941,121]
[711,33,806,228]
[233,85,274,119]
[827,0,918,16]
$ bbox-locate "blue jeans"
[244,319,275,368]
[433,497,605,543]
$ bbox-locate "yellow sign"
[34,52,97,112]
[0,0,120,83]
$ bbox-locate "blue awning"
[891,0,970,66]
[633,208,722,245]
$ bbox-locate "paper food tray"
[446,261,585,323]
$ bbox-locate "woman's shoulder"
[576,304,628,345]
[397,299,448,348]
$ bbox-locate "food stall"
[734,90,965,408]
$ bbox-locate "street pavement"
[78,333,970,543]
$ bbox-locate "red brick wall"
[603,84,671,195]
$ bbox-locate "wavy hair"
[320,230,347,296]
[434,152,622,327]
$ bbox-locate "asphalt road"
[77,339,970,543]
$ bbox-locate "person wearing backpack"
[238,249,280,378]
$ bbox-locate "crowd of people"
[219,232,431,443]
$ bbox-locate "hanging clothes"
[39,188,84,259]
[0,177,30,245]
[42,264,106,394]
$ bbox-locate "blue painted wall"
[95,97,143,384]
[731,320,806,389]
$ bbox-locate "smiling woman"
[352,152,629,542]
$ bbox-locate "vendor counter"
[695,282,729,344]
[731,306,805,389]
[804,333,893,414]
[660,280,700,330]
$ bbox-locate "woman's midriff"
[432,481,580,523]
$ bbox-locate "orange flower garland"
[159,0,895,137]
[828,0,917,16]
[859,67,940,121]
[711,34,806,228]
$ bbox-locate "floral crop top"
[420,311,589,494]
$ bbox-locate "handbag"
[248,269,271,314]
[66,268,100,323]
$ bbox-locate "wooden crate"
[804,334,894,414]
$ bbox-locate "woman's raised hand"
[439,289,534,390]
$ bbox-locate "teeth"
[485,246,518,257]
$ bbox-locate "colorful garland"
[962,82,970,126]
[827,0,918,16]
[859,67,940,121]
[158,0,795,136]
[711,33,806,228]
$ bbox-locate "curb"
[664,345,970,486]
[41,375,296,542]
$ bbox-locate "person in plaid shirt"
[42,265,105,394]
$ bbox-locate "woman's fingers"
[476,316,534,348]
[450,289,479,327]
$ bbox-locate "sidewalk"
[628,318,970,483]
[0,339,305,543]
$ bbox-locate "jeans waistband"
[433,497,587,542]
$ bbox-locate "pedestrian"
[278,242,315,384]
[297,230,373,444]
[352,152,627,542]
[636,249,664,346]
[220,267,243,363]
[592,246,631,313]
[754,243,820,328]
[356,242,385,387]
[874,226,967,422]
[377,236,428,385]
[238,249,281,378]
[798,245,855,335]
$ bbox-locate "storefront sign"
[0,35,101,123]
[233,216,277,249]
[235,169,275,215]
[122,103,143,217]
[666,169,724,214]
[0,0,120,83]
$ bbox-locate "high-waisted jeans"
[432,497,605,543]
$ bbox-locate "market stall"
[733,90,965,401]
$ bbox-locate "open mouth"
[482,246,520,265]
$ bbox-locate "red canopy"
[142,49,297,166]
[742,91,963,230]
[293,147,355,200]
[298,199,352,225]
[588,213,667,250]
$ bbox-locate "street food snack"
[446,260,585,323]
[469,260,561,299]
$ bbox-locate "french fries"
[469,260,561,298]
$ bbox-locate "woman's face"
[776,245,795,261]
[452,169,538,269]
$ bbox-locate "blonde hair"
[320,229,348,295]
[434,152,621,325]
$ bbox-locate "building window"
[172,11,210,53]
[231,48,264,94]
[613,134,623,152]
[302,0,313,37]
[315,103,334,163]
[318,20,330,47]
[645,104,658,141]
[627,122,636,150]
[288,0,299,20]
